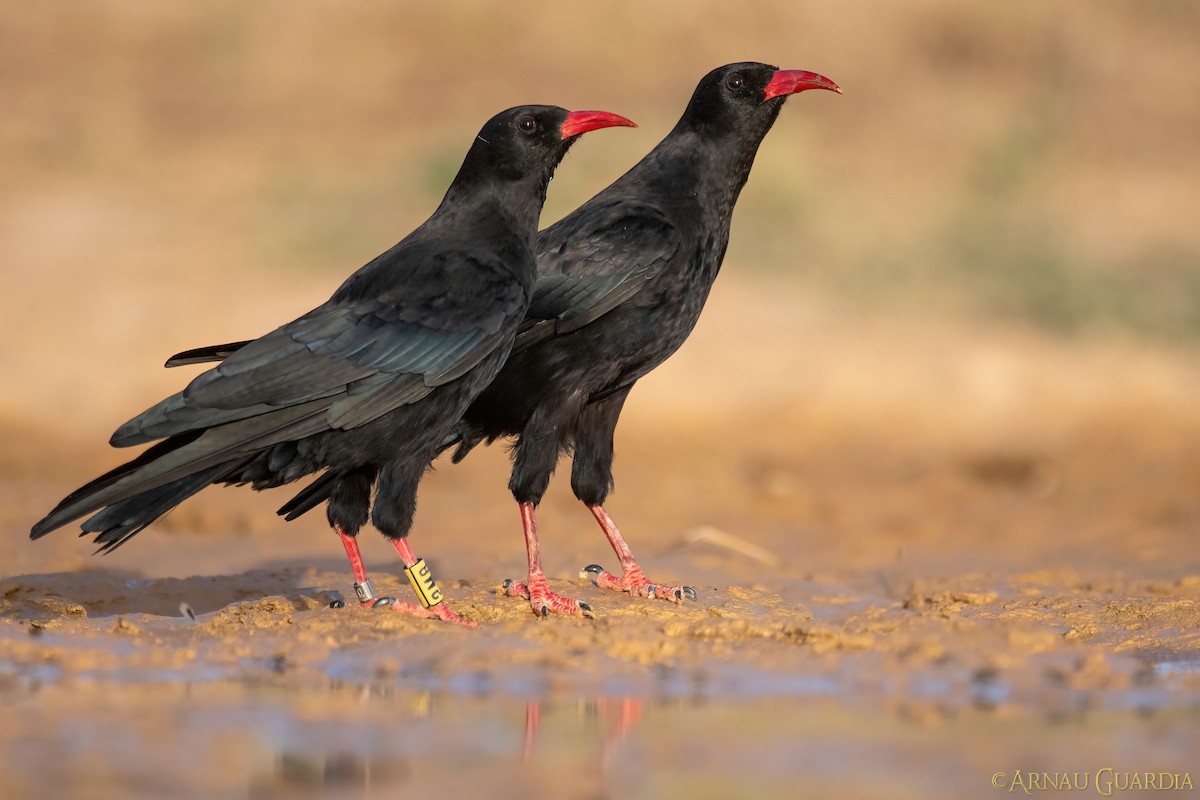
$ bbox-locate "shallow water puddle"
[1,681,1198,800]
[3,564,1199,798]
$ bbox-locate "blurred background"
[3,5,1200,796]
[2,1,1198,576]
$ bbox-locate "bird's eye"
[517,116,538,135]
[725,73,744,91]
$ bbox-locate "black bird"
[30,104,636,625]
[447,63,841,616]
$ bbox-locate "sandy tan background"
[2,3,1198,798]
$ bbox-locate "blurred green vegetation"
[819,99,1200,340]
[4,1,1199,341]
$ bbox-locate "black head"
[453,105,636,192]
[678,62,840,140]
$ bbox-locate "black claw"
[682,586,698,601]
[674,588,684,601]
[582,564,604,574]
[503,578,514,589]
[579,602,595,620]
[540,605,549,617]
[372,597,396,609]
[329,599,346,609]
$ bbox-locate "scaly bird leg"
[336,525,397,609]
[391,537,477,627]
[580,505,696,603]
[504,503,595,618]
[335,526,475,626]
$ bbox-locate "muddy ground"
[2,281,1198,798]
[3,3,1200,796]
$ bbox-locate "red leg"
[334,526,474,626]
[336,525,397,609]
[581,505,696,603]
[389,538,477,628]
[504,503,594,618]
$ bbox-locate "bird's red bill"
[561,110,638,140]
[762,70,842,101]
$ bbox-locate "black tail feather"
[32,397,331,540]
[437,425,486,464]
[31,431,203,540]
[277,471,340,521]
[165,340,253,368]
[81,460,249,554]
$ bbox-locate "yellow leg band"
[404,559,444,608]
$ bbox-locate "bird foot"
[503,575,594,619]
[332,581,476,626]
[580,564,697,603]
[385,599,478,627]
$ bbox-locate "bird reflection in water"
[259,694,645,793]
[272,750,409,792]
[523,697,645,772]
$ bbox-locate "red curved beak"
[560,110,638,140]
[762,70,842,102]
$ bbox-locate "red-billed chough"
[447,63,841,617]
[30,104,636,625]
